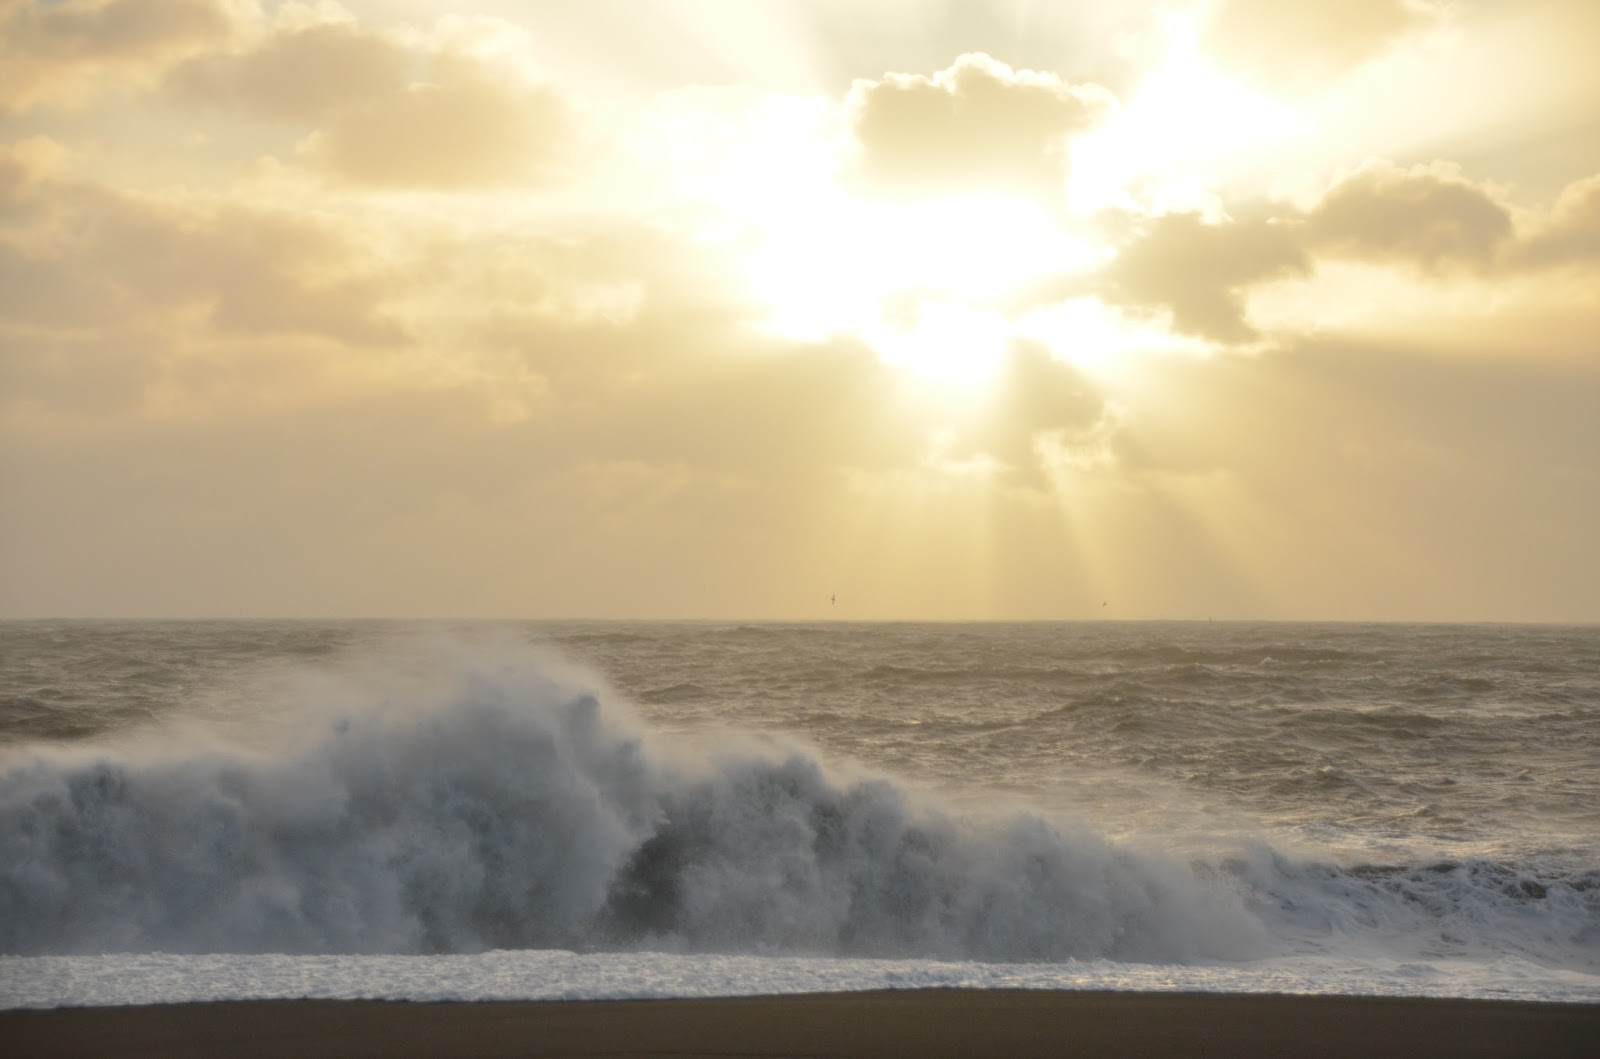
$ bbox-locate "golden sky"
[2,0,1597,621]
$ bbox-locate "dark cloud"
[847,53,1111,201]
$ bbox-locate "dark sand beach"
[4,990,1597,1058]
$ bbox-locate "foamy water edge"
[3,950,1597,1009]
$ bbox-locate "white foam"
[0,638,1266,963]
[2,950,1596,1010]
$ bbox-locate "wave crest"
[0,641,1260,961]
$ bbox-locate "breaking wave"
[0,639,1595,972]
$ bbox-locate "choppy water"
[1,620,1597,1006]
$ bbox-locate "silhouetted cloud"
[1078,160,1551,345]
[1099,212,1308,342]
[847,53,1112,201]
[1306,161,1514,271]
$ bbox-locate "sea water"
[1,620,1596,1007]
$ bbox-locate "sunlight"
[862,301,1011,387]
[1066,16,1297,214]
[1015,297,1212,378]
[745,192,1101,385]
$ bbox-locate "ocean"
[1,620,1596,1007]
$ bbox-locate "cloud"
[0,171,409,423]
[0,136,66,217]
[847,53,1112,201]
[1077,159,1540,346]
[0,0,231,112]
[486,302,919,480]
[302,52,569,189]
[1098,211,1308,342]
[1516,172,1600,268]
[974,342,1110,486]
[0,229,932,618]
[1305,161,1514,272]
[1203,0,1434,93]
[1,163,923,503]
[401,218,1113,495]
[164,17,571,189]
[164,19,408,123]
[844,338,1113,491]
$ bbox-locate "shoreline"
[4,990,1597,1058]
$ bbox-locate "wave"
[552,631,653,647]
[1225,849,1600,970]
[709,624,830,640]
[1105,644,1372,668]
[1399,674,1499,701]
[0,638,1595,971]
[0,641,1255,961]
[636,682,710,704]
[857,664,1123,686]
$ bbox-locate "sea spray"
[0,638,1265,960]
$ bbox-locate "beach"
[5,991,1598,1058]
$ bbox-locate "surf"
[0,635,1593,975]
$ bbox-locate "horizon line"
[1,615,1594,627]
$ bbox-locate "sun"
[743,191,1109,386]
[861,300,1011,385]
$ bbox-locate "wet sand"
[3,990,1597,1058]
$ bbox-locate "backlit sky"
[2,0,1597,621]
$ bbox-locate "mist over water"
[1,621,1596,1003]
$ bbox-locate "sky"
[1,0,1597,622]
